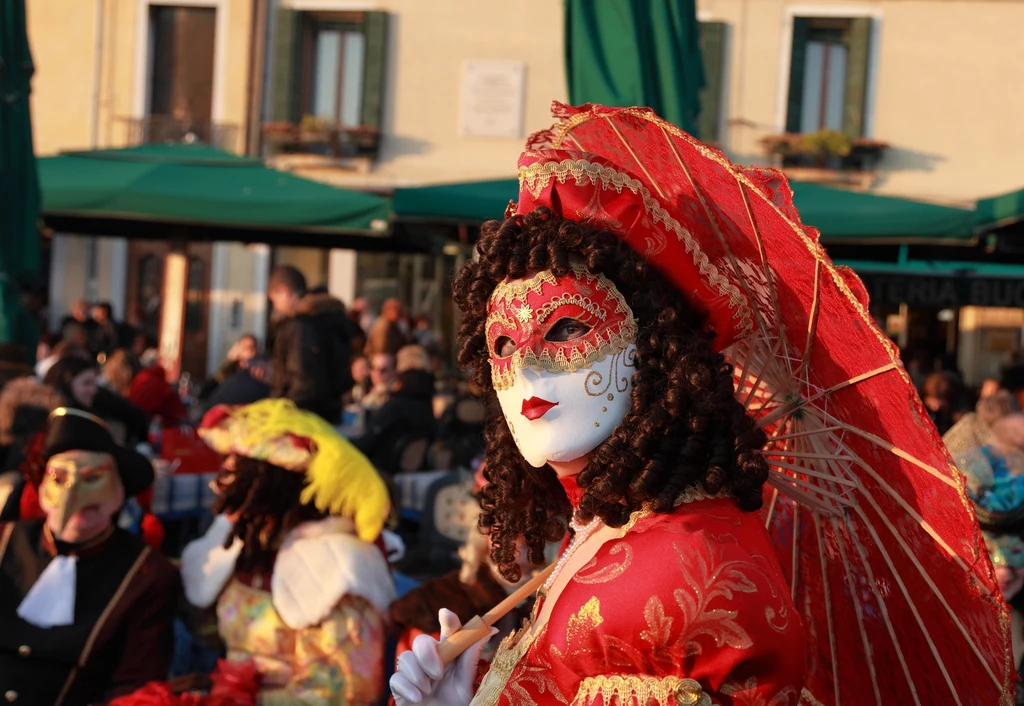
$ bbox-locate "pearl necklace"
[542,515,603,592]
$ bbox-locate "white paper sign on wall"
[461,60,527,139]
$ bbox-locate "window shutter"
[270,9,300,122]
[697,22,727,145]
[843,17,872,139]
[360,11,389,129]
[785,18,810,133]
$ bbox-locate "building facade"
[693,0,1024,385]
[30,0,1024,383]
[30,0,267,375]
[30,0,567,375]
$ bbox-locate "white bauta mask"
[486,266,638,468]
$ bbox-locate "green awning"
[39,144,398,248]
[789,182,976,243]
[974,187,1024,230]
[392,179,517,224]
[392,178,978,243]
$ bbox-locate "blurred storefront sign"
[860,274,1024,309]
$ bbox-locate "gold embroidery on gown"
[469,498,805,706]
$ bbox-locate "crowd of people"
[0,266,486,704]
[0,264,1021,704]
[940,365,1024,700]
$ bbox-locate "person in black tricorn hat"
[0,407,177,705]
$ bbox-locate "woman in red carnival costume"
[391,103,1015,706]
[391,110,804,706]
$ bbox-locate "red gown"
[471,487,806,706]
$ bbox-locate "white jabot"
[17,554,78,628]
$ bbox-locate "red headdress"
[510,103,1013,704]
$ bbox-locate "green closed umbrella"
[0,0,41,358]
[564,0,705,135]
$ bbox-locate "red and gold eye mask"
[486,265,637,391]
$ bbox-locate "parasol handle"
[437,563,554,665]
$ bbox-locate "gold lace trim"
[572,675,711,706]
[490,323,636,392]
[469,623,544,706]
[486,310,519,335]
[517,159,752,342]
[488,265,638,391]
[536,292,610,324]
[491,270,559,305]
[617,487,730,538]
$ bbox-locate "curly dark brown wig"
[453,207,769,582]
[212,456,325,574]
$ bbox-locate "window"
[304,19,365,127]
[785,17,872,138]
[270,10,388,133]
[148,6,216,123]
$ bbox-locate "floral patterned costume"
[472,486,805,706]
[183,515,395,706]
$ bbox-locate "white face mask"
[486,267,638,469]
[496,345,636,468]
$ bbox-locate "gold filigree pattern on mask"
[585,347,637,398]
[490,270,559,305]
[536,293,609,324]
[515,304,535,324]
[487,310,520,335]
[490,324,638,392]
[487,264,638,392]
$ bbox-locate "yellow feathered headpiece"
[199,399,390,543]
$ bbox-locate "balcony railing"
[760,131,889,189]
[262,118,381,160]
[123,116,241,153]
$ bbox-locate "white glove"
[390,608,496,706]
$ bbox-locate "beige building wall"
[280,0,567,188]
[30,0,260,370]
[697,0,1024,203]
[27,1,99,155]
[29,0,255,155]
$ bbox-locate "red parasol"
[514,103,1014,705]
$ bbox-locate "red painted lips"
[521,397,558,420]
